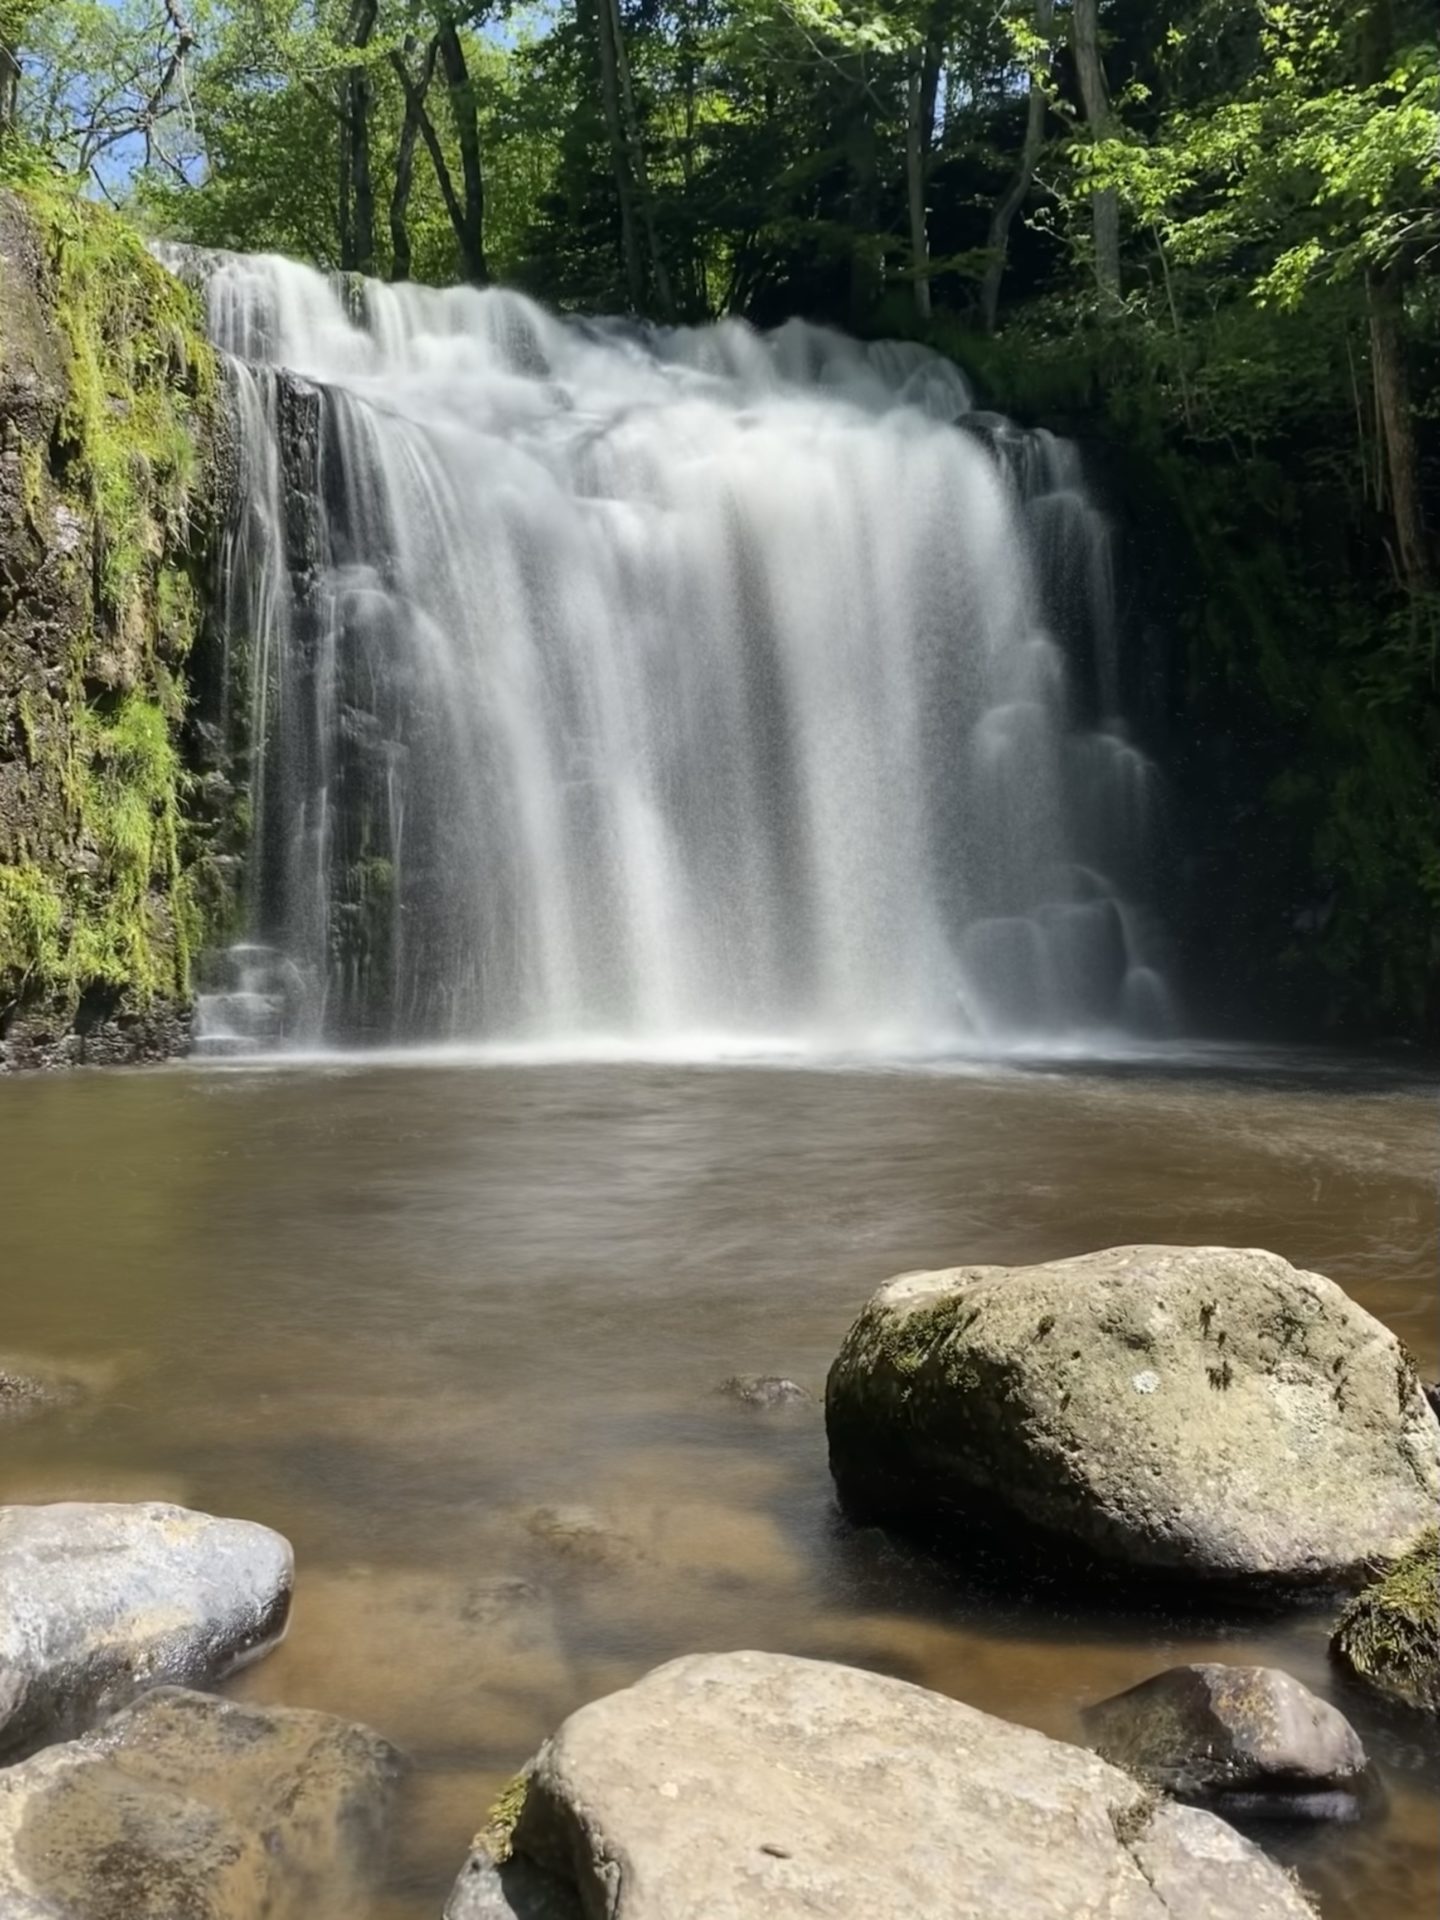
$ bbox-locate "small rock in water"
[718,1375,811,1408]
[446,1649,1317,1918]
[1083,1663,1367,1818]
[0,1501,293,1760]
[0,1687,401,1920]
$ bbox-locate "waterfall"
[191,253,1173,1056]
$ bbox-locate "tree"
[1069,0,1120,303]
[979,0,1054,333]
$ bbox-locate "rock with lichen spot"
[443,1650,1317,1920]
[1331,1529,1440,1713]
[825,1245,1440,1587]
[0,1687,400,1920]
[0,1502,292,1760]
[1082,1663,1366,1818]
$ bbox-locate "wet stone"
[1083,1663,1368,1819]
[0,1502,293,1760]
[0,1686,401,1920]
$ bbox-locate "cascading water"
[191,251,1173,1056]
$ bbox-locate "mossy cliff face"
[0,183,227,1067]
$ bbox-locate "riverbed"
[0,1053,1434,1916]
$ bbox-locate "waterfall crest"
[195,254,1171,1055]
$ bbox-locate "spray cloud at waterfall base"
[192,253,1173,1059]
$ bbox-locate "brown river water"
[0,1051,1435,1916]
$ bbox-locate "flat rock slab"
[0,1686,400,1919]
[826,1245,1440,1585]
[1083,1663,1366,1816]
[463,1650,1316,1920]
[0,1502,293,1759]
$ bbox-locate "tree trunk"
[844,68,880,332]
[906,41,931,322]
[338,0,378,275]
[980,0,1053,333]
[435,15,488,284]
[1,4,27,137]
[389,38,438,281]
[590,0,645,310]
[1071,0,1119,306]
[1368,267,1434,591]
[599,0,675,318]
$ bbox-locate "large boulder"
[1331,1529,1440,1713]
[0,1686,400,1919]
[825,1245,1440,1585]
[1082,1664,1367,1818]
[446,1650,1316,1920]
[0,1502,292,1759]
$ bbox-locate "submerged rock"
[0,1362,86,1426]
[717,1375,812,1409]
[825,1245,1440,1586]
[1331,1530,1440,1713]
[1083,1664,1367,1818]
[0,1502,292,1759]
[446,1650,1316,1919]
[0,1686,400,1920]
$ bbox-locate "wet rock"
[0,1686,400,1920]
[1083,1664,1367,1818]
[825,1245,1440,1586]
[1331,1529,1440,1714]
[718,1375,812,1408]
[449,1650,1315,1920]
[0,1502,293,1760]
[446,1852,582,1920]
[1423,1381,1440,1422]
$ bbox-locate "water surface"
[0,1055,1434,1915]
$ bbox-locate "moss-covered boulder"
[825,1245,1440,1587]
[1331,1530,1440,1714]
[0,182,229,1067]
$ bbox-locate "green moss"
[23,177,217,632]
[0,862,65,990]
[476,1771,530,1864]
[1,183,219,1023]
[1332,1529,1440,1713]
